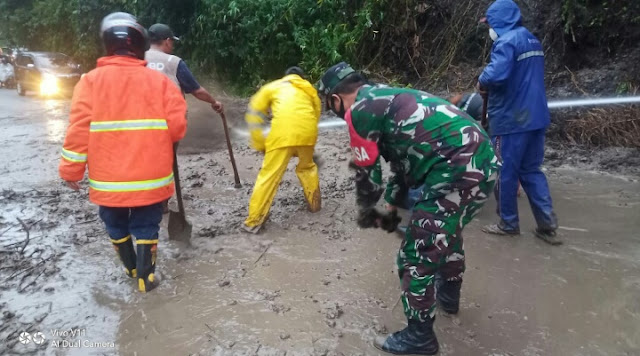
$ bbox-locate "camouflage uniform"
[347,85,500,321]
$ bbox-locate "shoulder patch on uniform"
[345,110,379,167]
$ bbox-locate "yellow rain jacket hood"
[245,74,321,152]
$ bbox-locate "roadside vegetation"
[1,0,638,146]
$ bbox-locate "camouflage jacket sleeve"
[384,159,409,206]
[354,158,384,214]
[380,91,438,206]
[347,90,391,214]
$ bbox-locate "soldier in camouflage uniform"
[317,62,500,355]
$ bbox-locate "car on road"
[0,55,15,89]
[1,47,29,64]
[14,52,82,97]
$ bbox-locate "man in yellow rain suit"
[243,67,322,233]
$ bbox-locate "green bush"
[1,0,638,94]
[0,0,381,91]
[187,0,382,91]
[562,0,640,49]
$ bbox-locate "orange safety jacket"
[59,56,187,207]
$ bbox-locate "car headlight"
[40,73,59,96]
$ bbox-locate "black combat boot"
[373,318,439,355]
[110,235,137,278]
[435,274,462,314]
[136,240,159,293]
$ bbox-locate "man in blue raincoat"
[477,0,561,245]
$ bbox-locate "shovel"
[219,111,242,188]
[168,146,192,243]
[481,91,489,131]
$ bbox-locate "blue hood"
[486,0,522,36]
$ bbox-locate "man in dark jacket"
[477,0,561,245]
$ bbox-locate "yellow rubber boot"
[136,239,159,293]
[295,146,321,213]
[110,235,137,278]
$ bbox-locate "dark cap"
[316,62,355,96]
[149,24,180,42]
[285,66,305,77]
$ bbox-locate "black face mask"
[328,94,346,119]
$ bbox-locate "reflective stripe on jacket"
[245,74,321,152]
[59,55,187,207]
[479,0,550,136]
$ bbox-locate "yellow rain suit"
[244,74,322,228]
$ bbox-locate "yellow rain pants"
[244,146,321,227]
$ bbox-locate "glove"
[357,208,379,229]
[357,208,402,233]
[378,210,402,233]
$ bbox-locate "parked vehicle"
[1,47,28,64]
[0,55,15,88]
[14,52,82,97]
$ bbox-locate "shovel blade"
[168,210,192,243]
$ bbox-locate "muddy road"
[1,88,639,356]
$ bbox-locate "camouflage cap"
[316,62,355,96]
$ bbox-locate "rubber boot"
[374,318,439,355]
[136,241,159,293]
[435,274,462,314]
[110,235,137,278]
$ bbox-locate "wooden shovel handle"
[219,112,242,188]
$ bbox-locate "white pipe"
[547,96,640,109]
[233,95,640,137]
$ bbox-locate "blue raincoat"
[478,0,558,233]
[479,0,550,136]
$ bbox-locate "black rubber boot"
[435,274,462,314]
[373,318,439,355]
[136,241,159,293]
[110,235,137,278]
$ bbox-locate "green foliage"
[0,0,382,90]
[562,0,640,48]
[188,0,382,88]
[0,0,196,67]
[1,0,638,93]
[615,81,638,95]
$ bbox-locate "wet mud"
[0,89,639,356]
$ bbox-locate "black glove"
[356,208,402,233]
[357,208,379,229]
[379,210,402,233]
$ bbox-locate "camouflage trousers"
[397,175,496,321]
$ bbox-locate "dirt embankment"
[368,0,640,153]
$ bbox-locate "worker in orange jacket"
[59,12,187,293]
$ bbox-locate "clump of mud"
[0,188,102,355]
